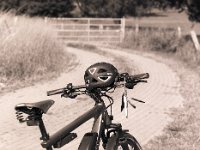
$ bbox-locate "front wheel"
[106,133,142,150]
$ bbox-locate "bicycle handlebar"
[47,84,86,96]
[47,73,149,96]
[47,88,65,96]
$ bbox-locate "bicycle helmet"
[84,62,118,90]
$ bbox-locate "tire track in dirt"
[0,47,183,150]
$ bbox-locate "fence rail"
[45,17,125,44]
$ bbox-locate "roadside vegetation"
[120,27,200,149]
[121,27,200,68]
[0,13,73,93]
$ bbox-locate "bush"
[0,0,75,17]
[123,27,179,51]
[0,14,72,86]
[147,28,178,52]
[176,37,200,65]
[121,27,200,66]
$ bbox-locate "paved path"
[0,47,183,150]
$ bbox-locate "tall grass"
[0,14,72,90]
[121,27,200,67]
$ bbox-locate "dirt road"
[0,47,183,150]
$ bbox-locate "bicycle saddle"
[15,100,55,114]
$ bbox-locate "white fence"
[45,17,125,44]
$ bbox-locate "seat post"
[38,118,53,150]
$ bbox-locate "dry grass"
[0,13,73,92]
[122,28,177,52]
[121,27,200,67]
[143,53,200,150]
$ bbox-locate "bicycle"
[15,62,149,150]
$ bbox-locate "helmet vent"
[98,76,111,82]
[98,69,107,73]
[89,68,96,75]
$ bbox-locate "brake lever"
[121,90,128,118]
[135,79,147,83]
[140,80,147,83]
[131,98,145,103]
[128,101,136,109]
[61,93,68,98]
[61,92,77,99]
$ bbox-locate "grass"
[143,56,200,150]
[125,9,200,35]
[0,13,74,93]
[120,27,200,67]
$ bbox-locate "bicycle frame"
[16,72,149,150]
[38,97,112,150]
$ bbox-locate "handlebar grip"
[47,85,86,96]
[130,73,149,80]
[47,88,65,96]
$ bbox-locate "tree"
[75,0,152,18]
[0,0,75,17]
[186,0,200,22]
[75,0,119,17]
[0,0,20,12]
[148,0,200,22]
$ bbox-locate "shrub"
[0,0,75,17]
[0,14,72,86]
[147,28,178,52]
[121,27,200,66]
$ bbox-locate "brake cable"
[101,94,114,115]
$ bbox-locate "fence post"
[14,17,18,25]
[177,26,182,39]
[120,17,125,42]
[99,24,103,34]
[44,17,48,23]
[190,30,200,51]
[88,19,90,42]
[61,22,64,30]
[135,23,139,36]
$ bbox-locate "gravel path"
[0,47,184,150]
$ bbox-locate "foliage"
[148,0,200,22]
[0,0,199,21]
[186,0,200,22]
[121,27,199,64]
[0,0,75,17]
[122,28,179,53]
[76,0,153,17]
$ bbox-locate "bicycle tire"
[106,133,142,150]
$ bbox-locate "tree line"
[0,0,199,22]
